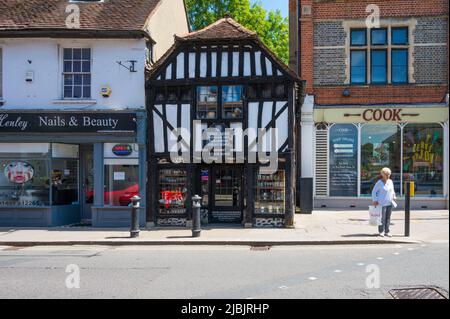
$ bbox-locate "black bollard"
[405,182,410,237]
[192,195,202,238]
[130,195,141,238]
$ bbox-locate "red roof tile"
[0,0,162,32]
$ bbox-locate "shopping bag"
[368,205,382,226]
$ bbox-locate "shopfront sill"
[52,99,97,105]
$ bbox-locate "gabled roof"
[179,16,257,41]
[0,0,162,38]
[147,17,302,84]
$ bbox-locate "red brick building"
[289,0,449,209]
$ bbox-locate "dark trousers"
[379,205,393,234]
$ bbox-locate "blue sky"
[254,0,288,17]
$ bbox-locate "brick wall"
[294,0,449,104]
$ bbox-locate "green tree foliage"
[185,0,289,65]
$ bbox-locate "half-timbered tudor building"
[146,17,304,228]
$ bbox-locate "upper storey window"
[63,48,91,99]
[350,27,409,85]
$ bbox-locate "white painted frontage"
[0,38,147,110]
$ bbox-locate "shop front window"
[361,125,401,196]
[255,170,285,214]
[329,124,359,197]
[103,143,139,206]
[0,159,50,206]
[403,124,443,196]
[159,168,187,215]
[51,159,79,205]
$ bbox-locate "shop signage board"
[329,124,358,197]
[314,107,448,124]
[0,112,136,133]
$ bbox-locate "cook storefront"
[0,111,147,227]
[312,104,449,209]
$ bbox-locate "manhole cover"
[389,288,448,299]
[250,245,271,251]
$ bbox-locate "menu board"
[329,124,358,197]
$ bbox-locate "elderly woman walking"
[372,167,397,237]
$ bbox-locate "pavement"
[0,210,448,246]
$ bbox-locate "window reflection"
[222,85,243,119]
[197,86,218,119]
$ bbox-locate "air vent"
[302,5,312,16]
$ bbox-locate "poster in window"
[4,161,34,184]
[329,124,358,197]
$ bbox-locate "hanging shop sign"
[0,112,136,133]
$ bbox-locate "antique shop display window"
[255,170,285,214]
[361,125,401,195]
[222,86,243,119]
[197,86,218,119]
[158,168,187,215]
[104,143,139,206]
[403,124,443,196]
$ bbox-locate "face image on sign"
[4,161,35,184]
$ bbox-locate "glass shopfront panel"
[361,125,401,195]
[403,124,444,196]
[158,168,187,215]
[103,143,139,207]
[329,124,358,197]
[0,143,79,207]
[255,170,285,214]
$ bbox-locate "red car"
[86,184,139,206]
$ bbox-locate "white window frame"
[61,47,92,100]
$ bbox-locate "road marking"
[334,269,343,273]
[407,248,415,251]
[376,257,384,260]
[393,252,400,255]
[278,286,289,290]
[357,263,365,266]
[308,277,318,281]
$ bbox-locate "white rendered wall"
[301,94,315,178]
[0,38,146,110]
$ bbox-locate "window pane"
[82,74,91,85]
[351,29,367,46]
[63,49,72,60]
[392,27,408,45]
[82,48,91,60]
[222,85,243,119]
[73,49,82,60]
[74,75,82,85]
[82,61,90,72]
[51,159,79,206]
[403,124,443,196]
[361,125,401,196]
[64,86,73,98]
[73,61,81,72]
[392,49,408,83]
[371,28,387,45]
[83,86,91,98]
[197,86,218,119]
[350,51,366,84]
[0,159,50,206]
[371,50,387,83]
[64,61,72,73]
[104,165,139,206]
[64,74,73,86]
[255,170,285,214]
[73,86,82,98]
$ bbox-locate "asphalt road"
[0,243,448,299]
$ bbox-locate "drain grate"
[250,245,271,251]
[389,288,448,299]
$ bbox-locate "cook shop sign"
[0,112,136,133]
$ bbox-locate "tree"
[185,0,289,65]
